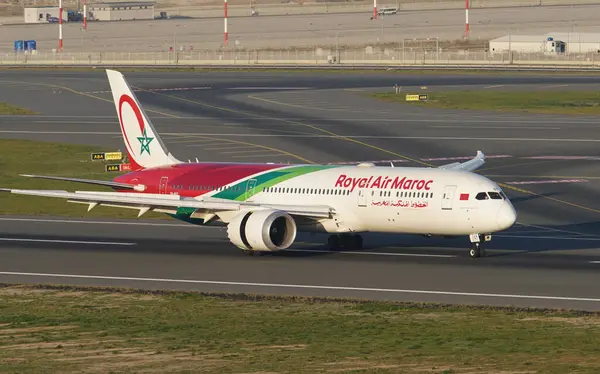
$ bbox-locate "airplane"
[0,69,517,259]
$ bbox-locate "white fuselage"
[235,165,517,236]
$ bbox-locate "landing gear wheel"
[244,250,265,256]
[354,235,363,249]
[328,234,363,250]
[469,242,486,258]
[328,235,341,250]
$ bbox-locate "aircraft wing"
[327,151,486,172]
[438,151,485,172]
[0,188,334,219]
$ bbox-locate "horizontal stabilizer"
[19,174,140,190]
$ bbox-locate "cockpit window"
[475,192,489,200]
[488,192,503,200]
[475,191,505,200]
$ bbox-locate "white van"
[377,7,398,15]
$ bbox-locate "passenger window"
[488,192,503,200]
[475,192,489,200]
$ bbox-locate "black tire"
[469,245,481,258]
[328,235,341,250]
[355,235,364,249]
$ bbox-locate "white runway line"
[0,238,136,245]
[506,179,588,185]
[421,155,511,161]
[1,271,600,303]
[84,87,212,94]
[428,126,561,130]
[522,156,600,160]
[228,87,312,90]
[0,217,195,228]
[497,234,600,241]
[4,131,600,143]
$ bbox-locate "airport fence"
[1,50,600,70]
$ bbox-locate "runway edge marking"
[1,272,600,303]
[0,238,135,245]
[0,217,195,227]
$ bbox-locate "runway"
[2,69,600,310]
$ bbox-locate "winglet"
[105,69,180,171]
[439,151,486,172]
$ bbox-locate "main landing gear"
[328,233,363,250]
[469,233,491,258]
[243,250,265,256]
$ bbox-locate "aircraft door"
[159,177,168,194]
[441,185,457,210]
[246,179,258,199]
[358,189,367,207]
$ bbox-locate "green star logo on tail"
[137,129,154,155]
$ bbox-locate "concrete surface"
[1,4,600,52]
[2,70,600,309]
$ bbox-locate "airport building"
[23,6,67,23]
[489,32,600,55]
[88,1,155,21]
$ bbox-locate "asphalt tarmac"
[2,69,600,310]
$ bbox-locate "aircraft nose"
[496,201,517,230]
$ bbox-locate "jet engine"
[227,209,297,252]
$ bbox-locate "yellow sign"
[104,152,123,161]
[105,164,121,172]
[405,94,428,102]
[91,152,123,161]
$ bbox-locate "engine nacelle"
[227,209,297,252]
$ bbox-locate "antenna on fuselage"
[390,162,395,167]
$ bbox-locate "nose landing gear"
[469,233,491,258]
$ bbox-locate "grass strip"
[370,90,600,115]
[0,102,37,115]
[0,139,166,219]
[0,283,600,373]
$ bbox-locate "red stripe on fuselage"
[112,162,286,196]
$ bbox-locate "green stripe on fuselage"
[212,165,341,201]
